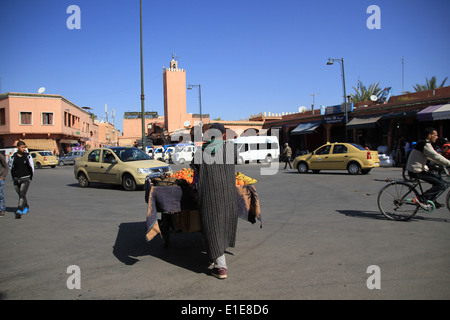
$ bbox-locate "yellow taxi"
[30,150,58,169]
[74,147,173,191]
[293,142,380,174]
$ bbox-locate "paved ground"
[0,162,449,301]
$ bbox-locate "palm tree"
[350,80,382,102]
[413,76,448,92]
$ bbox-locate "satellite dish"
[38,87,46,94]
[298,106,307,113]
[370,95,378,102]
[183,120,191,127]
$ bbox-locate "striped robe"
[192,140,238,261]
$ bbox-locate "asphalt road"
[0,162,449,300]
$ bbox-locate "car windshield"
[111,147,151,162]
[39,151,53,156]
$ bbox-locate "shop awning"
[417,104,444,121]
[346,116,381,130]
[431,103,450,120]
[290,121,321,135]
[21,139,55,151]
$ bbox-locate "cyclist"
[406,127,450,209]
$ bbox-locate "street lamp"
[327,57,348,141]
[139,0,146,150]
[187,84,202,139]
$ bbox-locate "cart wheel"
[160,214,170,248]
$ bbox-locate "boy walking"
[9,141,34,219]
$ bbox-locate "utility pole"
[139,0,146,150]
[311,93,319,112]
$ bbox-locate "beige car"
[293,142,380,175]
[74,147,173,191]
[30,150,58,169]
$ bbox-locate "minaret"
[163,53,187,133]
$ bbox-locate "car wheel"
[35,162,42,169]
[348,162,361,175]
[179,158,185,164]
[297,162,308,173]
[237,157,244,165]
[78,172,89,188]
[122,173,137,191]
[265,155,272,163]
[59,161,65,166]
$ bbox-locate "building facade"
[0,92,102,154]
[264,86,450,165]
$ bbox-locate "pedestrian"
[282,143,292,169]
[192,123,238,279]
[0,152,10,217]
[8,141,34,219]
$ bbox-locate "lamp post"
[327,57,348,141]
[139,0,146,150]
[187,84,202,139]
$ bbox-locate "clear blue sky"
[1,0,449,132]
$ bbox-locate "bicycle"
[378,167,450,221]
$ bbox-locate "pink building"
[96,120,120,147]
[0,92,99,154]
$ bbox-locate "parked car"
[74,147,172,191]
[293,142,380,174]
[58,150,86,166]
[30,150,58,169]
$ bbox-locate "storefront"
[288,121,324,154]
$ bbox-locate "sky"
[1,0,449,133]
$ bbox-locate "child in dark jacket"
[8,141,34,219]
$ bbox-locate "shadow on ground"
[112,221,213,275]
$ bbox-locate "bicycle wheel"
[378,181,420,221]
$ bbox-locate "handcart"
[144,173,262,248]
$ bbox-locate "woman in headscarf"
[192,123,237,279]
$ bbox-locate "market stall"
[144,172,262,246]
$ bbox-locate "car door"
[65,151,75,164]
[100,149,121,184]
[309,145,331,170]
[327,144,349,169]
[84,149,102,181]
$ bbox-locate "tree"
[350,80,382,102]
[413,76,448,92]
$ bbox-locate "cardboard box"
[173,210,201,233]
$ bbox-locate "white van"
[234,136,280,164]
[163,146,175,163]
[172,144,196,164]
[147,146,164,161]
